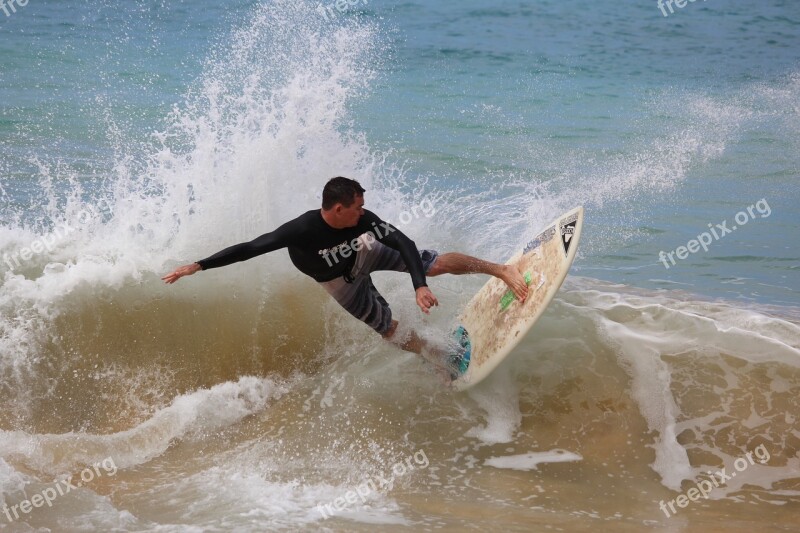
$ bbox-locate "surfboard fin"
[447,326,471,381]
[499,271,533,311]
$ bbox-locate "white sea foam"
[485,449,583,471]
[556,278,800,491]
[0,376,290,475]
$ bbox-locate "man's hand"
[162,263,202,284]
[415,286,438,314]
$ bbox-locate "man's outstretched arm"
[162,262,202,284]
[161,224,294,284]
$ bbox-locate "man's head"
[322,176,365,209]
[321,176,365,228]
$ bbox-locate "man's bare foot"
[434,365,455,387]
[501,264,529,302]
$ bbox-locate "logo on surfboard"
[560,213,579,257]
[523,226,555,254]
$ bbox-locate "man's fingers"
[162,270,182,284]
[162,264,200,284]
[425,292,438,308]
[414,287,437,314]
[417,290,438,314]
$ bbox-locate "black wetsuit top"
[195,209,428,290]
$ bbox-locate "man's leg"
[381,319,424,353]
[320,276,442,363]
[324,239,525,367]
[382,318,456,383]
[426,252,529,301]
[354,235,527,302]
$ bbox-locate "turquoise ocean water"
[1,1,799,531]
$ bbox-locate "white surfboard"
[449,206,584,391]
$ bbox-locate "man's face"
[339,194,365,227]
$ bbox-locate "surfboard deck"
[449,206,584,390]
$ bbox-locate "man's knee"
[381,320,423,354]
[381,319,398,339]
[426,253,448,276]
[382,319,412,348]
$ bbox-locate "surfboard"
[448,206,584,391]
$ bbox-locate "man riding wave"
[162,177,528,366]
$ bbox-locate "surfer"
[162,177,528,358]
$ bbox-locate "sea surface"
[1,0,799,531]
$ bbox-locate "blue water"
[2,0,798,307]
[1,1,799,530]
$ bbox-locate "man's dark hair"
[322,176,365,210]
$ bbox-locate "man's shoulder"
[361,209,384,225]
[283,209,322,227]
[296,209,321,219]
[270,210,323,243]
